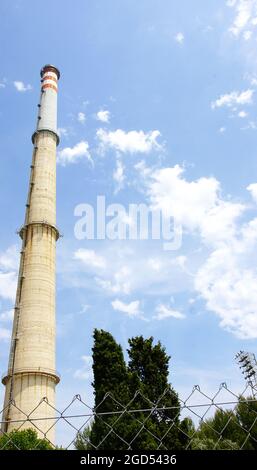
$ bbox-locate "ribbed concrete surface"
[2,66,60,445]
[3,373,56,439]
[28,132,56,225]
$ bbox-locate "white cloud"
[109,265,132,294]
[68,242,191,298]
[199,201,244,246]
[154,303,185,320]
[113,159,125,193]
[247,182,257,202]
[148,258,162,271]
[146,164,257,338]
[0,246,18,301]
[0,310,14,322]
[140,163,257,337]
[241,120,257,129]
[97,128,162,155]
[244,73,257,86]
[95,265,132,294]
[219,127,226,133]
[58,127,69,138]
[148,165,221,234]
[228,0,257,37]
[111,299,142,317]
[78,112,86,123]
[74,355,93,380]
[0,245,19,271]
[0,82,6,89]
[96,110,110,123]
[174,32,184,44]
[243,29,253,39]
[57,141,92,166]
[211,89,254,109]
[67,154,257,339]
[147,165,244,244]
[147,256,186,275]
[13,81,32,92]
[227,0,237,6]
[0,327,11,341]
[79,304,91,314]
[74,249,106,269]
[0,272,17,301]
[134,160,152,177]
[238,110,248,117]
[195,240,257,339]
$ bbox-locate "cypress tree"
[127,336,189,449]
[89,329,131,449]
[76,331,191,449]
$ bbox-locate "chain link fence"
[1,381,257,450]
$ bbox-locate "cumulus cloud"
[238,110,248,118]
[247,182,257,202]
[96,110,110,123]
[68,151,257,338]
[97,128,162,155]
[227,0,237,7]
[0,254,14,339]
[74,355,93,380]
[243,29,253,39]
[58,127,69,138]
[74,249,106,269]
[211,89,254,109]
[57,141,92,166]
[0,327,11,342]
[227,0,257,37]
[0,272,17,301]
[0,245,18,301]
[140,162,257,338]
[69,241,191,299]
[195,239,257,339]
[113,159,125,193]
[111,299,142,317]
[78,112,86,123]
[148,169,227,229]
[241,120,257,130]
[0,245,19,271]
[251,77,257,85]
[0,310,14,322]
[13,81,32,92]
[96,265,132,295]
[154,303,185,320]
[174,32,184,44]
[148,164,239,240]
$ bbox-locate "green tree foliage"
[236,396,257,449]
[191,437,239,450]
[197,409,240,444]
[0,428,53,450]
[88,329,132,450]
[74,425,92,450]
[76,330,191,450]
[127,336,190,450]
[194,397,257,450]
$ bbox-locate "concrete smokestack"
[1,65,60,444]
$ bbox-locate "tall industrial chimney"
[1,65,60,443]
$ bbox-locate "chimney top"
[40,64,60,80]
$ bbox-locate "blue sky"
[1,0,257,441]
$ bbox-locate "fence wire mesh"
[1,381,257,450]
